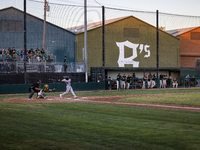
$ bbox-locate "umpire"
[28,80,41,100]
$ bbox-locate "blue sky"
[1,0,200,30]
[1,0,200,16]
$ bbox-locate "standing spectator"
[160,73,164,88]
[88,73,92,82]
[107,76,112,90]
[167,75,173,87]
[116,73,121,90]
[63,56,68,72]
[148,72,153,88]
[142,75,148,89]
[185,75,189,86]
[121,74,126,89]
[126,75,132,89]
[152,74,157,88]
[28,80,41,100]
[162,74,168,88]
[132,73,136,78]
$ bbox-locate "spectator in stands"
[167,75,173,87]
[88,73,92,82]
[132,73,136,78]
[28,48,34,54]
[98,75,103,82]
[63,56,68,72]
[162,74,168,88]
[160,73,164,88]
[121,74,126,89]
[142,75,148,89]
[152,74,157,88]
[0,62,4,73]
[185,75,189,86]
[191,76,196,86]
[107,76,112,90]
[36,53,41,62]
[116,73,121,90]
[5,53,12,62]
[46,55,53,62]
[41,49,45,54]
[20,48,24,60]
[148,72,153,88]
[0,48,2,57]
[35,48,40,53]
[1,54,6,62]
[126,75,132,89]
[4,62,11,73]
[172,78,178,88]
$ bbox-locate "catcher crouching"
[37,84,55,99]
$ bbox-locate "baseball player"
[60,76,77,98]
[37,84,54,99]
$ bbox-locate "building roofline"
[0,6,75,35]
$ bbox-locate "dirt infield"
[3,94,200,112]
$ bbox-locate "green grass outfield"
[0,88,200,150]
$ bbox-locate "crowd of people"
[103,72,181,90]
[0,47,53,63]
[0,47,54,73]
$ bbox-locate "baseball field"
[0,88,200,150]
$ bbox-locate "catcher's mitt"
[53,88,56,91]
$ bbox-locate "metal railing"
[104,77,200,90]
[0,60,85,73]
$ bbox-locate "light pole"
[47,41,54,55]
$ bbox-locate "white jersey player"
[60,76,77,98]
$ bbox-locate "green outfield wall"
[0,82,105,94]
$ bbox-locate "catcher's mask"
[44,84,49,89]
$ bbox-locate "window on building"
[1,20,23,32]
[124,28,139,38]
[191,32,200,40]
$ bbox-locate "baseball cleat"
[60,94,63,98]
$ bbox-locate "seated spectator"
[98,76,103,82]
[20,48,24,60]
[5,53,12,61]
[36,53,41,62]
[0,48,2,57]
[41,49,45,54]
[35,48,40,53]
[28,48,34,54]
[46,55,53,62]
[172,78,178,88]
[4,62,11,73]
[0,62,4,73]
[190,76,196,86]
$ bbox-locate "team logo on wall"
[116,40,150,67]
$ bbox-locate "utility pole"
[84,0,88,82]
[43,0,47,51]
[102,6,105,81]
[24,0,27,84]
[156,10,159,88]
